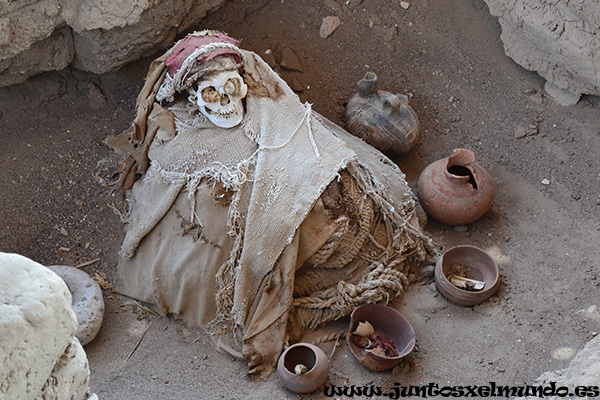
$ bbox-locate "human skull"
[193,69,248,128]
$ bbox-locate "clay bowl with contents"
[435,245,500,306]
[346,304,415,371]
[277,342,329,393]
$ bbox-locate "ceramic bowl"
[346,304,415,371]
[277,343,329,393]
[434,245,500,306]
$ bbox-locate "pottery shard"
[0,252,83,399]
[483,0,600,103]
[320,16,341,39]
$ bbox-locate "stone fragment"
[400,1,410,9]
[544,81,581,106]
[88,83,107,109]
[59,0,148,32]
[324,0,342,13]
[320,16,341,39]
[280,46,304,72]
[514,126,527,139]
[0,26,74,87]
[515,336,600,399]
[37,338,91,400]
[0,0,63,59]
[48,265,105,346]
[263,49,279,68]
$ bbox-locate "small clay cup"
[346,304,415,371]
[277,343,329,393]
[435,245,500,306]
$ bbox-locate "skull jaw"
[201,104,244,128]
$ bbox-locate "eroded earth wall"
[484,0,600,105]
[0,0,225,87]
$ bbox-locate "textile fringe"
[207,188,245,336]
[347,161,435,259]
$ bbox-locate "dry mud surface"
[1,0,600,399]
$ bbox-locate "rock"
[88,83,107,110]
[0,0,63,60]
[70,0,224,74]
[0,252,92,399]
[514,125,527,139]
[280,46,304,72]
[37,338,91,400]
[515,336,600,399]
[417,264,435,278]
[59,0,149,32]
[0,0,226,86]
[484,0,600,102]
[544,81,581,106]
[320,16,341,39]
[0,26,74,87]
[290,77,305,93]
[263,49,279,68]
[324,0,342,13]
[48,265,105,346]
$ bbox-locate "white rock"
[515,335,600,399]
[320,16,341,39]
[48,265,105,346]
[484,0,600,101]
[0,252,94,400]
[37,337,91,400]
[544,81,581,106]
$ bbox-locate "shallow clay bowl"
[346,304,415,371]
[435,245,500,306]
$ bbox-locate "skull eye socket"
[224,78,242,96]
[201,86,220,103]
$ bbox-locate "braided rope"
[292,262,408,330]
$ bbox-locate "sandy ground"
[2,0,600,398]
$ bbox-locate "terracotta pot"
[435,245,500,306]
[417,148,494,225]
[346,304,415,371]
[277,343,329,393]
[345,71,420,158]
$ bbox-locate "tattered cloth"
[105,45,436,377]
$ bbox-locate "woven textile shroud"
[106,43,436,378]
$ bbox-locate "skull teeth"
[204,104,240,118]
